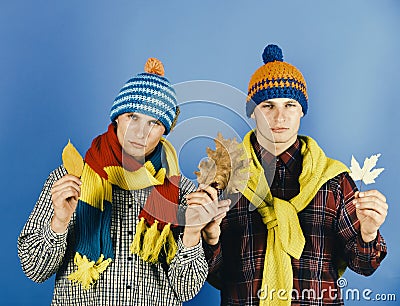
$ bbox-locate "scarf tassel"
[67,253,112,290]
[130,217,147,255]
[130,219,177,264]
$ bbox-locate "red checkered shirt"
[204,134,387,305]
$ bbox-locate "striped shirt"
[204,135,387,305]
[18,166,208,306]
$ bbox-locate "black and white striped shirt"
[18,166,208,306]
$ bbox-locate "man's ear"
[250,111,255,119]
[301,111,304,118]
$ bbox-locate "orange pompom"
[144,58,165,76]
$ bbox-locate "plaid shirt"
[18,166,208,306]
[204,135,387,306]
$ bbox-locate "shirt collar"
[251,131,302,173]
[279,139,302,173]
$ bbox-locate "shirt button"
[126,285,132,289]
[183,254,188,259]
[128,204,133,209]
[128,230,133,235]
[127,256,133,261]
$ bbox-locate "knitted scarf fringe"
[130,218,177,264]
[67,254,112,290]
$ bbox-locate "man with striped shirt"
[18,58,229,306]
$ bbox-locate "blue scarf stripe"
[75,200,103,262]
[100,201,114,260]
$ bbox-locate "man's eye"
[128,114,138,119]
[262,104,273,108]
[286,103,297,107]
[150,121,160,126]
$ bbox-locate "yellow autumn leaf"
[62,140,84,177]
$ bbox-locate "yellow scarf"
[241,131,349,306]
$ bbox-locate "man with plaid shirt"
[202,44,388,305]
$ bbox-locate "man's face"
[115,112,165,161]
[251,98,304,150]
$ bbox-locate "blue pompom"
[262,44,283,64]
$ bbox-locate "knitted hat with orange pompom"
[246,44,308,116]
[110,58,179,134]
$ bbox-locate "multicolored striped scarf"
[241,131,349,306]
[67,124,181,289]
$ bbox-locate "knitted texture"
[241,131,349,305]
[110,58,178,134]
[68,124,181,289]
[246,44,308,117]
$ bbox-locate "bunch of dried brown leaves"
[195,133,250,194]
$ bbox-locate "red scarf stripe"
[85,124,144,179]
[139,175,180,229]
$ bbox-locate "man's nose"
[129,121,146,138]
[275,108,285,122]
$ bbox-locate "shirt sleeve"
[202,238,223,290]
[202,192,245,288]
[17,166,69,283]
[203,239,222,273]
[336,172,387,276]
[166,175,208,301]
[168,236,208,301]
[202,192,244,290]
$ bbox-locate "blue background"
[1,1,399,305]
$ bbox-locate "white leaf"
[349,155,363,181]
[362,168,384,184]
[349,154,384,185]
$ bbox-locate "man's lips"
[128,141,146,148]
[271,127,288,133]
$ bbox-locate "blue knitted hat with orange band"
[110,58,179,135]
[246,44,308,117]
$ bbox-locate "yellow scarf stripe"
[79,164,109,211]
[160,137,180,177]
[104,163,166,190]
[241,131,349,306]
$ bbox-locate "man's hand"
[50,174,82,233]
[354,189,388,243]
[183,185,230,247]
[201,197,230,245]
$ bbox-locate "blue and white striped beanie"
[110,58,179,134]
